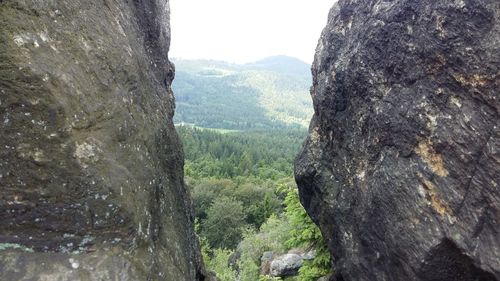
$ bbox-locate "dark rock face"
[295,0,499,280]
[0,0,205,280]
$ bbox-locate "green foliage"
[195,184,333,281]
[182,126,303,246]
[190,177,282,232]
[190,178,235,220]
[232,186,332,281]
[234,184,281,227]
[236,212,298,281]
[298,247,332,281]
[178,126,307,180]
[204,248,238,281]
[259,276,283,281]
[238,225,281,281]
[203,196,247,249]
[197,219,212,265]
[258,214,293,252]
[239,227,267,263]
[283,188,321,248]
[239,247,261,281]
[282,186,332,281]
[179,119,332,280]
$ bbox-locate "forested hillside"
[177,127,331,280]
[178,126,306,179]
[172,56,313,130]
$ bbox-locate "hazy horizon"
[169,0,335,64]
[171,54,310,65]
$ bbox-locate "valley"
[172,56,313,130]
[173,57,331,280]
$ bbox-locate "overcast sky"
[169,0,335,64]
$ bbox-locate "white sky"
[169,0,335,64]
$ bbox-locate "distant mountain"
[245,56,311,77]
[171,56,313,130]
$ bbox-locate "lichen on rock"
[295,0,499,280]
[0,0,206,280]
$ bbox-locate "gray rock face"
[261,249,315,277]
[317,274,334,281]
[295,0,499,281]
[0,0,205,280]
[270,253,304,277]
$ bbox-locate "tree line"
[178,127,331,280]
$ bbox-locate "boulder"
[317,273,334,281]
[0,0,206,280]
[270,253,304,277]
[295,0,499,280]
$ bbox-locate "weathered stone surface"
[317,273,334,281]
[261,249,315,276]
[295,0,499,280]
[270,253,304,277]
[0,0,205,280]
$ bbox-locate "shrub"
[282,186,332,281]
[206,248,238,281]
[203,196,247,249]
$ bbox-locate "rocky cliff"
[295,0,499,280]
[0,0,206,280]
